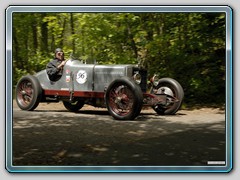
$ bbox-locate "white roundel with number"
[76,70,87,84]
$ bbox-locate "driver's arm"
[46,61,60,76]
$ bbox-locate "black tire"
[105,77,143,120]
[63,100,84,112]
[15,75,42,111]
[151,78,184,115]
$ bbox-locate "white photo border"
[5,5,233,173]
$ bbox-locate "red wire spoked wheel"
[108,84,134,117]
[16,75,42,111]
[16,79,34,107]
[105,77,143,120]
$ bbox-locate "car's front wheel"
[151,78,184,115]
[105,77,143,120]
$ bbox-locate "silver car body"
[36,59,141,92]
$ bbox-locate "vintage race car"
[15,58,184,120]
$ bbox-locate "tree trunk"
[31,17,38,54]
[41,13,48,53]
[13,27,23,67]
[70,13,75,54]
[59,17,66,48]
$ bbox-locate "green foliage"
[12,12,226,107]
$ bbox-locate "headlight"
[151,74,159,86]
[133,72,141,84]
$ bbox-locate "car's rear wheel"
[16,75,42,111]
[105,77,143,120]
[63,100,84,112]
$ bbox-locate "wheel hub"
[21,90,27,95]
[157,87,173,96]
[115,94,129,109]
[115,96,122,104]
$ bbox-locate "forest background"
[12,12,226,108]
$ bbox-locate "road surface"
[11,102,226,166]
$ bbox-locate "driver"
[46,48,67,81]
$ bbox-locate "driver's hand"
[61,60,67,66]
[58,60,67,69]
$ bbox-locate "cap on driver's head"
[55,48,63,54]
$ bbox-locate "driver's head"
[55,48,64,60]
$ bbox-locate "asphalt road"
[11,102,226,167]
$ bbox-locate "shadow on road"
[12,111,225,166]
